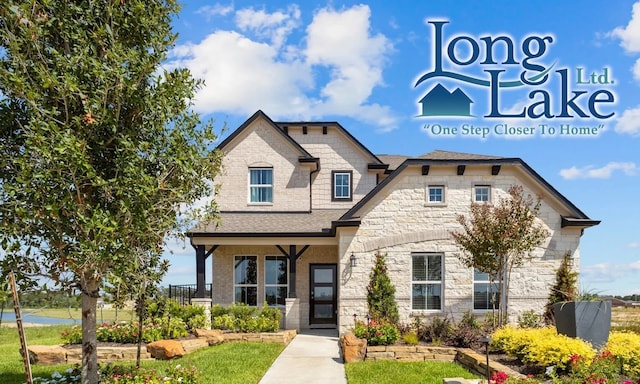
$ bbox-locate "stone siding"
[338,164,583,332]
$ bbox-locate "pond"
[0,310,78,326]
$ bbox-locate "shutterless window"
[411,253,442,310]
[474,185,490,202]
[332,171,352,201]
[428,185,444,203]
[265,256,288,307]
[473,269,500,310]
[234,256,257,306]
[249,168,273,203]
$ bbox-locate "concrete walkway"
[259,329,347,384]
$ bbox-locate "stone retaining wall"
[29,329,297,365]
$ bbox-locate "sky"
[160,0,640,297]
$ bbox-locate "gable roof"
[216,110,319,167]
[339,154,599,228]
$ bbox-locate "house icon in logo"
[419,84,473,117]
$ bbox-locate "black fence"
[168,284,213,306]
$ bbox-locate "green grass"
[2,307,136,322]
[345,360,480,384]
[0,325,284,384]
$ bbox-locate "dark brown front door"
[309,264,337,326]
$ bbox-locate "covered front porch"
[186,238,342,331]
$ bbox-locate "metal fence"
[168,284,213,306]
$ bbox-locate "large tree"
[452,185,549,325]
[0,1,222,382]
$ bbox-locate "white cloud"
[614,106,640,135]
[196,3,234,19]
[559,162,637,179]
[609,1,640,53]
[628,242,640,248]
[581,260,640,283]
[168,4,398,130]
[235,5,300,49]
[634,58,640,80]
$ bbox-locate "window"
[428,185,445,203]
[265,256,288,306]
[473,269,500,310]
[411,253,442,310]
[249,168,273,203]
[234,256,257,306]
[474,185,491,202]
[332,171,352,201]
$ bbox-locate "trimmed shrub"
[353,320,400,346]
[605,330,640,377]
[211,303,281,332]
[366,252,399,325]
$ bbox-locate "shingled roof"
[188,209,350,236]
[377,150,503,171]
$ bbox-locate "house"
[185,110,599,333]
[419,84,473,117]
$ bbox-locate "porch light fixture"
[350,252,356,267]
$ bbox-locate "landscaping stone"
[180,338,209,354]
[146,340,185,360]
[194,329,224,345]
[28,345,67,365]
[339,333,367,363]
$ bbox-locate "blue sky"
[161,0,640,296]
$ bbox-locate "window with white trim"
[332,171,352,201]
[411,253,442,310]
[249,168,273,203]
[428,185,445,203]
[265,256,288,307]
[234,256,257,306]
[473,269,500,310]
[474,185,491,202]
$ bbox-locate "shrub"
[447,311,484,348]
[421,316,452,344]
[567,350,621,384]
[521,332,595,369]
[517,310,541,328]
[403,332,419,345]
[490,326,556,358]
[62,317,189,345]
[211,303,281,332]
[100,363,199,384]
[353,320,400,346]
[605,330,640,377]
[366,252,399,325]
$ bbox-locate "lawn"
[0,325,284,384]
[2,307,136,323]
[345,360,480,384]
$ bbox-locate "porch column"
[195,245,206,299]
[289,245,297,298]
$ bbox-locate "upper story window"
[474,185,491,203]
[411,253,443,311]
[249,168,273,203]
[428,185,445,204]
[332,171,352,201]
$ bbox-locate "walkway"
[259,329,347,384]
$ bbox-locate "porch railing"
[168,284,213,306]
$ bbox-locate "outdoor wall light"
[350,252,356,267]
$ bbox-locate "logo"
[414,21,616,137]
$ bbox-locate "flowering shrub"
[30,364,199,384]
[490,326,557,358]
[605,331,640,377]
[62,317,188,345]
[353,320,400,346]
[568,350,621,384]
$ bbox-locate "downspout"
[309,161,320,212]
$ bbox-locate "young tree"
[544,251,578,323]
[452,185,549,325]
[367,252,399,324]
[0,1,222,382]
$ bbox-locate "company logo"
[414,21,615,137]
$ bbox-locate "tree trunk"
[81,277,100,384]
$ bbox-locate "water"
[0,310,78,326]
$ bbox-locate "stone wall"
[28,330,297,365]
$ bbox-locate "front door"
[309,264,337,326]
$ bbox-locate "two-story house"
[186,110,599,333]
